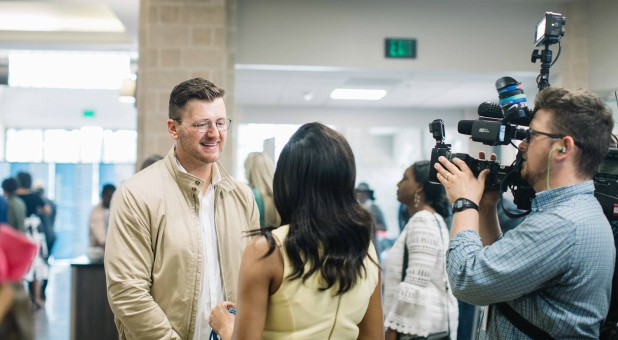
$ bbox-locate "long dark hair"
[266,122,375,295]
[412,161,450,219]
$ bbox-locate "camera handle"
[500,150,534,217]
[531,42,553,91]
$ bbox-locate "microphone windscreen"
[478,102,503,119]
[457,120,474,135]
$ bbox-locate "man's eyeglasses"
[524,128,585,150]
[174,118,232,133]
[524,129,564,143]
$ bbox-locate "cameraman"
[434,87,615,339]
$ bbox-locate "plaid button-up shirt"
[447,181,614,339]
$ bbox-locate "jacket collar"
[163,146,236,194]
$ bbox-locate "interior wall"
[237,105,461,126]
[237,0,571,73]
[587,0,618,93]
[1,87,136,130]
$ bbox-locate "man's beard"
[521,161,547,191]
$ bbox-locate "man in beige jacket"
[105,78,260,339]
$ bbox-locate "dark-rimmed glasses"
[524,128,585,150]
[174,118,232,133]
[524,129,564,143]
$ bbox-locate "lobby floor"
[34,260,71,340]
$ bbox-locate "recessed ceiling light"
[330,88,387,100]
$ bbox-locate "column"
[137,0,237,172]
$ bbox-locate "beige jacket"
[105,148,259,339]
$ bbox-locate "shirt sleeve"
[384,214,442,335]
[446,213,575,306]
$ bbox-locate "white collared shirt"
[176,160,224,339]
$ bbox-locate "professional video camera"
[427,77,536,211]
[428,11,567,214]
[456,77,531,146]
[428,118,528,194]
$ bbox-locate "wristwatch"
[452,198,479,214]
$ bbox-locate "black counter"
[70,255,118,340]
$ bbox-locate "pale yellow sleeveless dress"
[263,224,379,339]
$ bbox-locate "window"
[5,128,43,162]
[6,127,136,164]
[102,130,137,163]
[9,51,132,90]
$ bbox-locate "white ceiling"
[0,0,555,112]
[0,0,138,52]
[235,64,541,109]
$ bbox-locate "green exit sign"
[385,38,417,59]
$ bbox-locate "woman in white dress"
[383,161,458,340]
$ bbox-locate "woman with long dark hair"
[383,161,458,340]
[209,122,383,339]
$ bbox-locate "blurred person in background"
[0,225,38,340]
[2,178,25,233]
[139,154,163,171]
[88,184,116,254]
[209,122,383,339]
[244,152,280,228]
[15,172,51,234]
[23,216,48,310]
[356,182,387,236]
[384,161,458,340]
[32,180,57,256]
[356,182,389,258]
[15,172,51,308]
[31,180,56,302]
[397,203,411,233]
[0,187,7,225]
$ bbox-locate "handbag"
[397,214,451,340]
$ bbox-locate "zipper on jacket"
[188,184,201,338]
[214,188,226,299]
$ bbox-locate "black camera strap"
[496,302,555,340]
